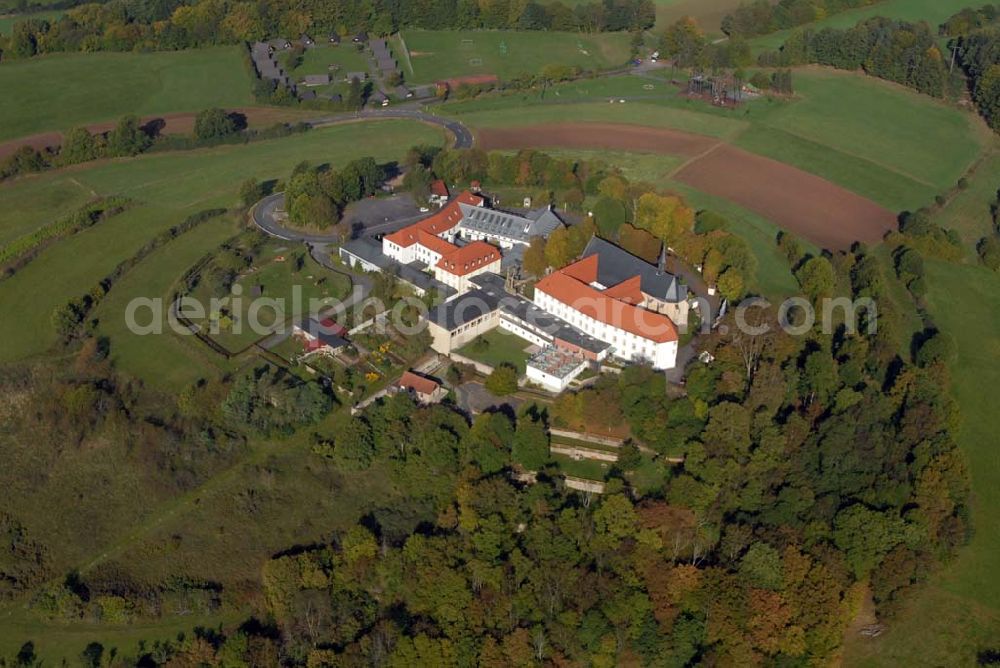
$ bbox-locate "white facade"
[532,289,678,370]
[526,358,588,393]
[433,257,502,294]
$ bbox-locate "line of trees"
[0,0,655,60]
[945,6,1000,131]
[758,17,949,97]
[0,109,310,182]
[721,0,882,38]
[284,157,385,231]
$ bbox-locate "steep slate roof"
[301,318,348,350]
[580,236,687,303]
[457,204,564,243]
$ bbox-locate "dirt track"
[477,122,719,157]
[476,122,896,250]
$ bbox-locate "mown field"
[394,29,632,83]
[733,68,987,211]
[0,120,446,386]
[0,47,253,141]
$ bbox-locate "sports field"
[0,47,253,141]
[0,120,446,383]
[394,29,632,83]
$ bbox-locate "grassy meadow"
[442,68,986,215]
[395,29,632,83]
[0,47,253,141]
[0,120,446,382]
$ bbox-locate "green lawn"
[186,244,351,354]
[451,100,748,139]
[751,0,978,52]
[91,214,244,391]
[0,175,96,245]
[0,120,445,366]
[443,68,985,215]
[935,150,1000,249]
[395,29,632,83]
[735,69,985,197]
[456,328,535,374]
[0,47,253,141]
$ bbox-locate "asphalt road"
[307,108,473,149]
[251,109,473,243]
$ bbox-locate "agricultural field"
[0,47,253,141]
[444,68,986,238]
[733,68,987,210]
[394,29,632,83]
[0,120,446,378]
[751,0,977,51]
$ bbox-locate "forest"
[758,16,949,97]
[721,0,882,38]
[0,138,973,663]
[0,0,655,59]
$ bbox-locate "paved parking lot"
[343,193,425,238]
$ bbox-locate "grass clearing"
[739,69,985,193]
[186,243,351,354]
[456,328,535,374]
[0,175,95,245]
[454,101,748,139]
[396,29,631,83]
[935,150,1000,249]
[92,215,244,391]
[0,48,252,141]
[0,120,446,367]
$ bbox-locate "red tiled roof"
[417,229,458,257]
[535,270,678,344]
[398,371,439,396]
[602,275,644,304]
[383,190,483,248]
[436,240,500,277]
[430,179,449,197]
[562,254,598,284]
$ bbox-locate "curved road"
[251,109,473,244]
